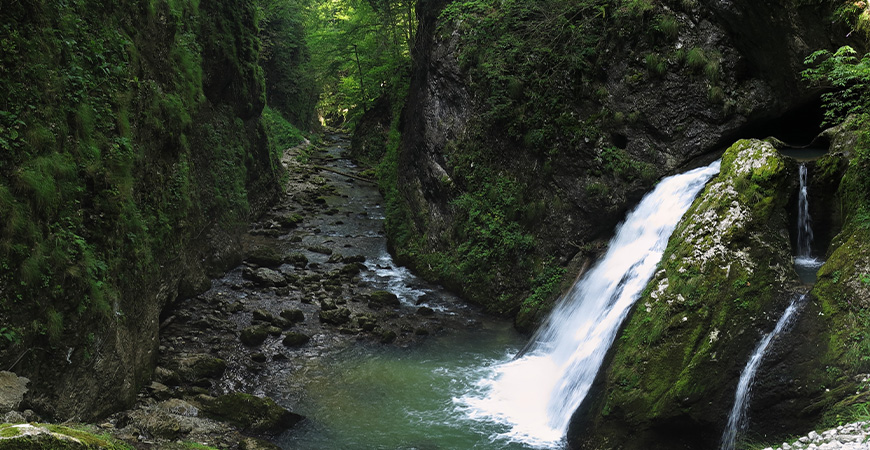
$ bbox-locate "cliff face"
[0,0,290,420]
[390,0,856,327]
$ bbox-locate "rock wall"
[0,0,292,420]
[390,0,857,327]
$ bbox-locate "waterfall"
[797,164,814,258]
[720,294,806,450]
[458,160,721,448]
[794,164,824,283]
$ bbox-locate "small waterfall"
[720,294,806,450]
[794,164,824,283]
[797,164,814,257]
[458,160,720,447]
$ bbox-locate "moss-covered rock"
[198,393,303,433]
[570,139,801,449]
[368,291,400,309]
[0,424,129,449]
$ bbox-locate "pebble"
[762,422,870,450]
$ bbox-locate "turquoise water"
[275,320,550,450]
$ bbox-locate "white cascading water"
[458,160,721,448]
[719,294,806,450]
[795,164,824,282]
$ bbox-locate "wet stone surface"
[103,134,492,449]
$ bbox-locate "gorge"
[3,0,870,449]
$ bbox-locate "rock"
[0,423,119,449]
[307,245,333,255]
[286,253,308,267]
[339,262,366,277]
[279,309,305,323]
[356,314,378,331]
[376,329,397,344]
[417,306,435,316]
[319,308,351,325]
[198,393,303,433]
[275,213,303,228]
[250,353,268,363]
[169,354,227,383]
[342,254,366,263]
[0,372,29,414]
[240,436,282,450]
[245,247,284,268]
[147,382,172,401]
[282,332,311,347]
[240,325,271,346]
[248,268,288,287]
[252,309,276,323]
[153,366,181,387]
[368,290,400,309]
[319,299,337,311]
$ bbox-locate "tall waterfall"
[720,294,806,450]
[458,161,721,448]
[797,164,814,258]
[794,164,823,283]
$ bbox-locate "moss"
[199,393,303,433]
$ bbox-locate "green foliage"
[594,146,656,182]
[804,46,870,130]
[655,15,679,41]
[262,106,305,156]
[307,0,415,124]
[645,53,667,77]
[686,47,708,71]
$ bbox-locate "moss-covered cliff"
[0,0,311,420]
[386,0,857,329]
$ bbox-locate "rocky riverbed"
[1,133,498,449]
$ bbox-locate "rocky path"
[94,133,490,449]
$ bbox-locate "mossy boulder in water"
[570,139,801,449]
[198,393,303,433]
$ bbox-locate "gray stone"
[0,371,28,414]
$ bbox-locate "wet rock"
[417,306,435,316]
[279,309,305,323]
[339,262,366,277]
[239,325,271,346]
[168,354,227,383]
[355,314,378,332]
[198,393,303,433]
[246,247,284,268]
[0,371,29,414]
[267,326,282,336]
[240,436,282,450]
[275,213,303,228]
[252,309,276,323]
[248,268,288,287]
[414,328,430,336]
[282,332,311,347]
[319,307,351,325]
[343,254,366,264]
[286,253,308,267]
[376,328,397,344]
[319,299,337,311]
[307,245,333,255]
[250,353,268,363]
[368,291,401,309]
[147,381,172,401]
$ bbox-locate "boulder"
[368,291,400,309]
[168,354,227,383]
[247,268,288,287]
[0,372,29,414]
[319,308,351,325]
[240,325,271,347]
[279,309,305,323]
[281,332,310,347]
[245,247,284,268]
[198,393,303,433]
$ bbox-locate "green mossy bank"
[0,0,312,420]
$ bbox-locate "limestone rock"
[0,372,29,414]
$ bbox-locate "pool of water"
[795,256,824,284]
[779,147,828,161]
[273,319,556,450]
